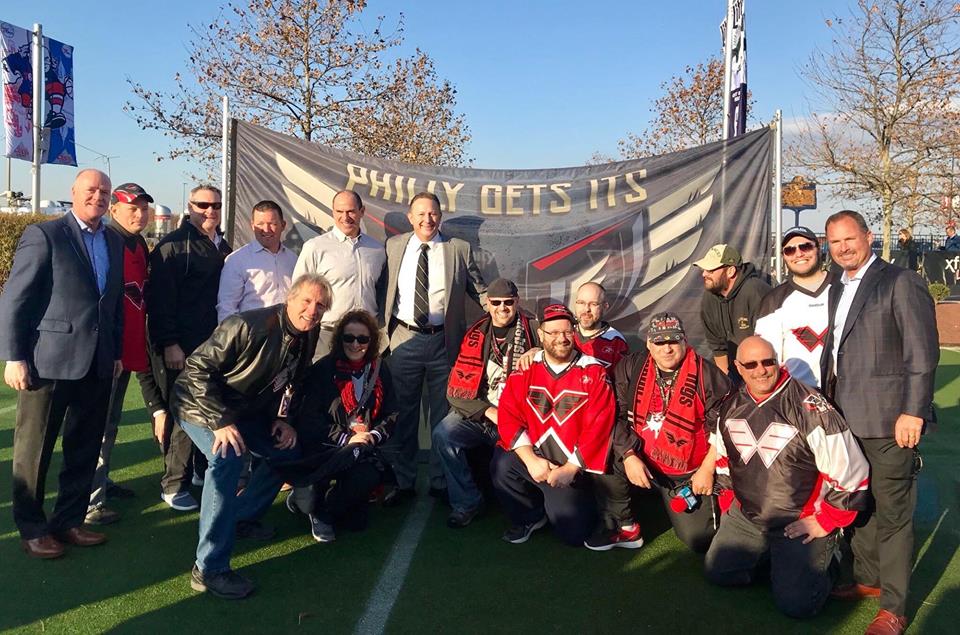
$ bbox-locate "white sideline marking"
[353,496,435,634]
[0,404,16,416]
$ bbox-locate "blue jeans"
[432,411,497,512]
[180,419,300,574]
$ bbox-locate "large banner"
[0,22,77,165]
[231,120,772,345]
[923,251,960,299]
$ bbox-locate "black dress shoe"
[382,487,416,507]
[106,483,136,499]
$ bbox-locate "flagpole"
[721,0,734,141]
[221,94,229,235]
[31,23,42,214]
[773,109,784,282]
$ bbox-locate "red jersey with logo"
[497,350,616,474]
[574,323,629,371]
[114,228,149,372]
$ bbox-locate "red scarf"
[447,312,534,400]
[633,347,701,473]
[334,359,384,429]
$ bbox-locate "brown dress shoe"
[55,527,107,547]
[830,583,882,600]
[21,535,66,559]
[864,609,907,635]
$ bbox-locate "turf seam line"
[353,495,435,635]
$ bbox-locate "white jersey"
[754,273,832,389]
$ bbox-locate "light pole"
[182,182,188,213]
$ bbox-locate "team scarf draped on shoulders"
[447,312,535,401]
[633,346,701,472]
[333,358,384,424]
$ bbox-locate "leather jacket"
[173,304,318,430]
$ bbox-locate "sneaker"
[85,506,121,525]
[190,564,254,600]
[235,520,276,541]
[502,516,548,544]
[106,482,136,499]
[584,522,644,551]
[161,491,199,511]
[285,491,302,514]
[309,514,336,543]
[447,504,484,529]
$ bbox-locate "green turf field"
[1,352,958,634]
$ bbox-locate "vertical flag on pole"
[0,22,76,166]
[720,0,747,138]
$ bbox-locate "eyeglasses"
[489,299,516,307]
[342,334,371,345]
[541,329,574,339]
[737,358,778,370]
[191,201,222,210]
[782,242,816,257]
[575,300,602,308]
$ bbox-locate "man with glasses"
[694,244,770,377]
[572,282,628,370]
[705,336,869,619]
[755,227,832,388]
[590,312,730,552]
[492,304,615,546]
[147,184,232,511]
[434,278,539,528]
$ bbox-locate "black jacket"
[173,305,318,430]
[147,220,231,355]
[700,262,771,360]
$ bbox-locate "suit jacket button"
[93,326,98,332]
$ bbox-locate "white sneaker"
[162,491,199,511]
[309,514,336,543]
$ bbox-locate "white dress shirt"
[217,241,297,322]
[394,233,446,326]
[293,227,386,328]
[831,254,877,367]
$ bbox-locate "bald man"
[0,169,125,558]
[572,282,628,370]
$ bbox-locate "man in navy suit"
[0,169,124,559]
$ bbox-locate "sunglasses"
[737,358,778,370]
[191,201,223,210]
[342,334,371,345]
[782,241,816,257]
[489,299,516,307]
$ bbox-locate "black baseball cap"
[781,226,817,247]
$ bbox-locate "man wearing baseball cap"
[590,312,731,552]
[694,243,770,378]
[85,183,155,524]
[491,303,615,546]
[754,227,832,389]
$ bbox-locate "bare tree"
[125,0,471,172]
[792,0,960,257]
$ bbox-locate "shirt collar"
[71,211,104,234]
[332,226,362,243]
[252,240,286,254]
[841,254,877,285]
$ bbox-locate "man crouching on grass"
[173,274,328,599]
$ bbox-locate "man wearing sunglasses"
[146,184,232,512]
[590,312,731,552]
[820,210,938,635]
[754,227,831,389]
[706,336,869,619]
[694,244,770,378]
[435,278,539,528]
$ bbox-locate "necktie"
[414,243,430,327]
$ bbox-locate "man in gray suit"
[380,192,486,504]
[0,169,124,559]
[820,210,938,635]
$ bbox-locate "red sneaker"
[584,522,644,551]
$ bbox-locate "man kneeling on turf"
[590,312,731,552]
[492,304,615,546]
[174,274,327,599]
[705,336,869,618]
[434,278,539,528]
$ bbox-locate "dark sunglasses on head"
[782,241,816,257]
[342,334,371,345]
[191,201,222,210]
[738,358,778,370]
[489,299,516,307]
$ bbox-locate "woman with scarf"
[279,309,397,543]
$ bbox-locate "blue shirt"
[71,212,110,295]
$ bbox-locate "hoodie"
[700,262,771,361]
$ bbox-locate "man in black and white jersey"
[754,227,832,388]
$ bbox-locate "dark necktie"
[414,243,430,327]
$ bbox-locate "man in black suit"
[0,169,124,559]
[821,210,939,635]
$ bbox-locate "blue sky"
[2,0,847,227]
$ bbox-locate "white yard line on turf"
[0,404,16,416]
[353,496,435,635]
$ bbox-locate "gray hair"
[288,273,332,305]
